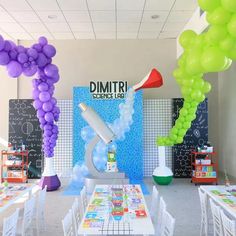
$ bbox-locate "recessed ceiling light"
[48,15,57,19]
[151,14,159,19]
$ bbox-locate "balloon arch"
[0,35,60,191]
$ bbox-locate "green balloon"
[206,7,232,25]
[222,58,232,70]
[171,127,178,135]
[176,137,184,144]
[179,30,197,49]
[220,35,235,51]
[173,67,189,79]
[182,78,194,87]
[193,78,205,89]
[206,25,227,44]
[186,50,204,75]
[178,129,186,137]
[181,86,192,97]
[227,15,236,37]
[192,34,206,49]
[198,0,220,12]
[183,121,191,129]
[203,81,212,93]
[221,0,236,12]
[191,90,202,100]
[178,54,187,67]
[201,47,227,72]
[180,108,188,116]
[227,45,236,59]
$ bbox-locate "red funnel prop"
[133,68,163,92]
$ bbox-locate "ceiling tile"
[95,31,116,39]
[0,0,32,11]
[57,0,88,10]
[69,22,93,31]
[93,23,115,32]
[30,32,53,40]
[52,32,74,39]
[63,11,91,22]
[117,0,145,10]
[37,11,65,23]
[0,11,15,22]
[140,22,163,31]
[10,11,40,23]
[163,22,186,31]
[145,0,175,10]
[159,31,179,39]
[138,31,159,39]
[173,0,198,11]
[0,22,26,32]
[117,23,139,31]
[90,11,115,22]
[9,32,33,40]
[117,32,137,39]
[117,11,142,23]
[74,31,95,39]
[167,11,194,22]
[87,0,115,10]
[27,0,60,11]
[45,22,70,32]
[142,10,169,22]
[21,22,48,33]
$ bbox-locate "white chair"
[17,196,36,236]
[150,185,159,225]
[80,186,88,216]
[160,210,175,236]
[62,209,75,236]
[2,208,20,236]
[198,188,209,236]
[220,209,236,236]
[35,185,47,236]
[209,198,223,236]
[155,196,167,235]
[71,198,81,234]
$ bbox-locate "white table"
[200,185,236,219]
[78,184,155,235]
[0,183,36,214]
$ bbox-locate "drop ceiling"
[0,0,198,40]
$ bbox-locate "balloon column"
[0,35,60,191]
[157,0,236,147]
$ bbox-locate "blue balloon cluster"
[72,88,136,182]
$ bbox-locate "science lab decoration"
[73,87,143,181]
[0,35,60,191]
[157,0,236,147]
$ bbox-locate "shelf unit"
[1,150,29,183]
[191,151,218,185]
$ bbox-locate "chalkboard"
[9,99,43,179]
[172,98,208,178]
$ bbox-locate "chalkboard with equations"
[9,99,43,179]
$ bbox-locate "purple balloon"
[32,79,39,88]
[44,112,54,122]
[33,99,42,109]
[17,52,28,64]
[4,41,12,51]
[51,97,57,106]
[36,53,48,67]
[0,51,10,65]
[7,61,22,78]
[17,45,25,53]
[38,36,48,46]
[39,117,46,125]
[37,109,45,118]
[8,40,16,49]
[33,43,42,52]
[43,44,56,58]
[23,65,37,76]
[44,129,52,136]
[42,101,53,112]
[40,124,44,129]
[0,35,5,51]
[32,89,40,99]
[9,50,18,60]
[44,64,58,77]
[44,124,52,130]
[27,48,38,59]
[38,82,49,92]
[39,91,50,102]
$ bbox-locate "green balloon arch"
[157,0,236,146]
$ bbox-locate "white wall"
[18,39,180,99]
[218,63,236,178]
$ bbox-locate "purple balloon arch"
[0,35,60,190]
